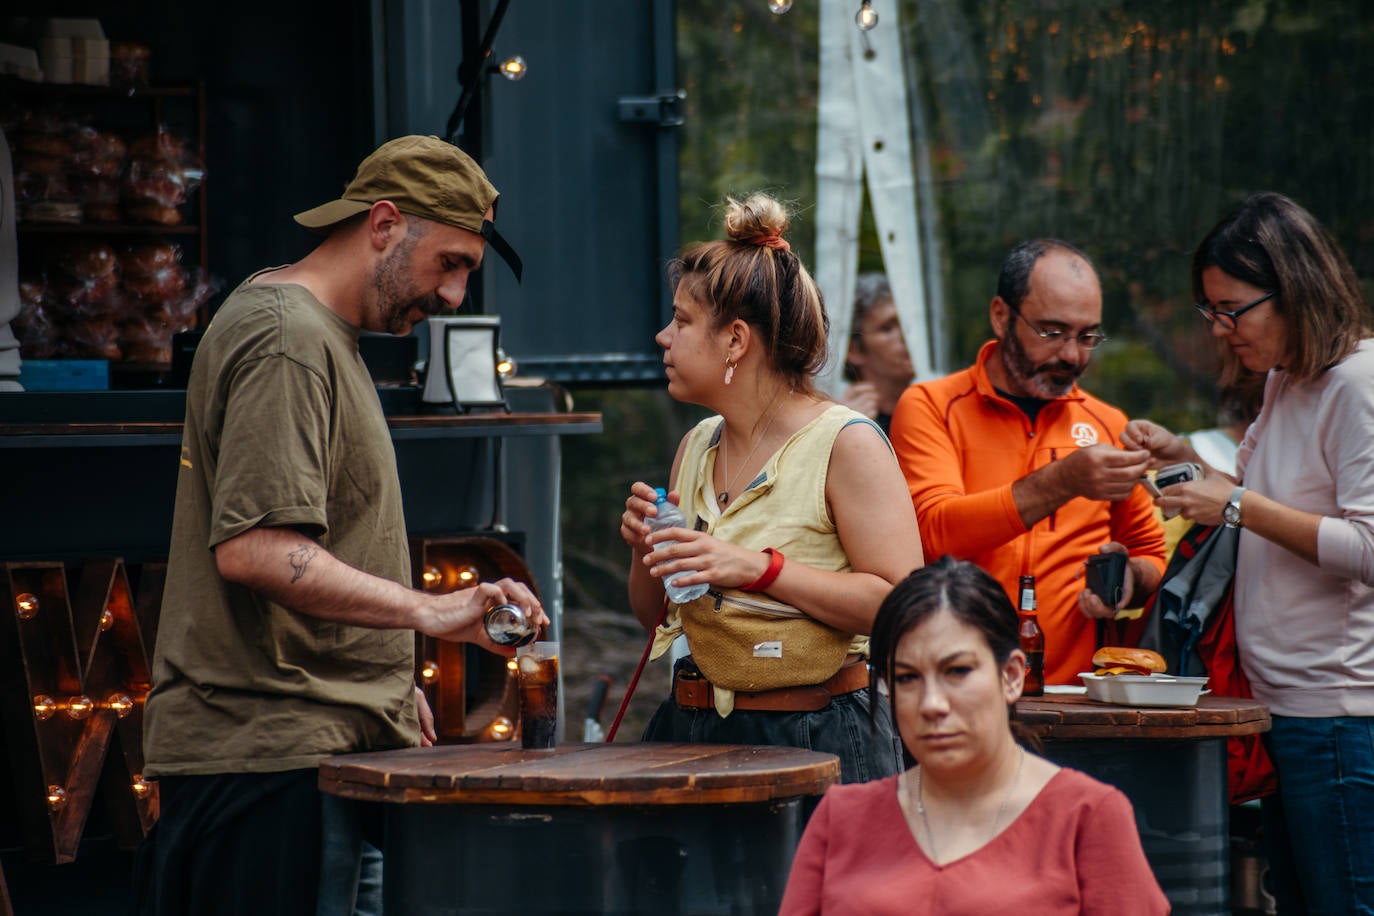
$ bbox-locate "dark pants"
[132,770,328,916]
[643,658,903,784]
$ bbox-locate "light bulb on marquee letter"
[65,696,95,720]
[34,695,58,720]
[16,593,39,620]
[421,566,444,591]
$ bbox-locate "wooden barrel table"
[319,742,840,915]
[1018,694,1271,915]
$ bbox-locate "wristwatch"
[1223,486,1246,529]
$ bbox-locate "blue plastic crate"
[18,360,110,391]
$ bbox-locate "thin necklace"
[717,389,790,506]
[913,747,1025,865]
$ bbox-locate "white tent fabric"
[814,0,934,398]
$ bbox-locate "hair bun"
[723,193,790,247]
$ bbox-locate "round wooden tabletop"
[1016,694,1270,740]
[318,742,841,807]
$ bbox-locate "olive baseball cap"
[294,134,522,281]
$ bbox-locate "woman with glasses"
[1124,191,1374,914]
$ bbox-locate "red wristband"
[741,548,785,593]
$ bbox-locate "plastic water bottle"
[648,487,709,603]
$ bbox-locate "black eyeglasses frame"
[1194,290,1275,330]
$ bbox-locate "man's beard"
[1000,327,1083,399]
[372,231,444,335]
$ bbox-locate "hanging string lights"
[855,0,879,31]
[761,1,878,33]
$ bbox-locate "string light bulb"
[131,774,151,797]
[421,565,444,591]
[855,0,879,31]
[15,593,38,620]
[768,0,793,13]
[420,660,440,685]
[65,696,94,720]
[47,785,67,811]
[456,564,480,587]
[107,693,135,718]
[497,55,527,81]
[100,608,116,631]
[506,658,519,674]
[33,695,58,720]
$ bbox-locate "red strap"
[740,547,785,593]
[604,599,668,743]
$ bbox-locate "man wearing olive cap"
[137,136,542,915]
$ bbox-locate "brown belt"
[673,660,870,713]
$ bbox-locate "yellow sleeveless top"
[651,404,877,712]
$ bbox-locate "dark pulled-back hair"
[668,193,829,395]
[1192,192,1370,385]
[868,556,1034,749]
[995,238,1095,310]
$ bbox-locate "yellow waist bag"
[677,588,852,692]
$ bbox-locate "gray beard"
[999,329,1082,399]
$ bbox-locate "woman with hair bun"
[619,193,924,782]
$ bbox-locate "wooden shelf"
[12,79,211,354]
[0,78,197,99]
[18,222,199,235]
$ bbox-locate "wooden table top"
[319,742,841,807]
[1017,694,1271,740]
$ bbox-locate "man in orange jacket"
[889,239,1166,685]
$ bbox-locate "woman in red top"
[779,556,1168,915]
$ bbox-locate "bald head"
[996,239,1099,311]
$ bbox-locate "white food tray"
[1077,672,1209,707]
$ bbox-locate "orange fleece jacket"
[889,341,1166,685]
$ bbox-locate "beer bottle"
[1017,575,1045,697]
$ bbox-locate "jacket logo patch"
[1070,423,1099,447]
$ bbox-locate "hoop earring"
[724,359,736,386]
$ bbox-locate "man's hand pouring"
[421,578,546,657]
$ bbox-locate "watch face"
[1224,503,1241,525]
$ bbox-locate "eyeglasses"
[1194,291,1275,330]
[1006,304,1109,350]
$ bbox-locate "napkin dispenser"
[420,315,506,411]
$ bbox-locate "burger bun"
[1091,646,1167,676]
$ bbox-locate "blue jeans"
[642,658,903,784]
[1262,715,1374,915]
[317,793,384,916]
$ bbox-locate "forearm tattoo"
[287,544,319,583]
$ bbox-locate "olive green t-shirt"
[144,278,418,776]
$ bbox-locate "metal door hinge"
[617,90,686,126]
